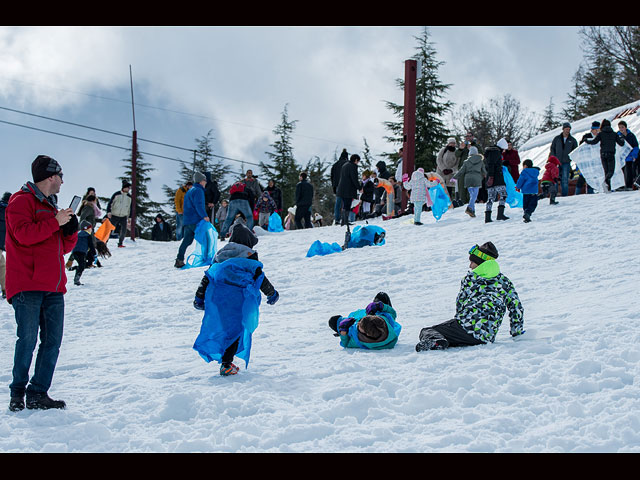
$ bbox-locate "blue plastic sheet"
[428,184,451,221]
[193,257,264,368]
[502,166,523,208]
[183,220,218,269]
[267,212,284,232]
[347,225,385,249]
[306,240,342,257]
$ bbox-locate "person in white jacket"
[402,168,438,225]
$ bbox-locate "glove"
[365,301,383,315]
[193,296,205,310]
[61,214,79,236]
[338,317,355,332]
[267,290,279,305]
[402,173,409,183]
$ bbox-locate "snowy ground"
[1,190,640,453]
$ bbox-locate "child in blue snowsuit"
[71,220,93,286]
[515,159,540,223]
[193,217,279,376]
[328,292,401,350]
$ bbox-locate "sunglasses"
[468,245,495,262]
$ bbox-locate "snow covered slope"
[1,190,640,452]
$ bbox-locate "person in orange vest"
[174,181,193,241]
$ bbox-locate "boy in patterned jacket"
[416,242,524,351]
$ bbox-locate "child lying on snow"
[328,292,401,350]
[415,242,524,351]
[192,217,279,376]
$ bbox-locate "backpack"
[229,181,246,195]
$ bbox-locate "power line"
[0,76,360,149]
[0,118,262,170]
[0,106,264,167]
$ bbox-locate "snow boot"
[485,210,493,223]
[496,205,509,221]
[523,213,531,223]
[26,392,66,410]
[9,395,24,412]
[174,259,186,269]
[73,273,83,286]
[220,363,239,376]
[465,207,475,218]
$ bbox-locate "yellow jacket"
[174,186,187,214]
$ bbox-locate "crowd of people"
[1,118,638,410]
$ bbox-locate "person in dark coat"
[204,172,220,226]
[617,120,639,189]
[0,191,10,299]
[374,160,391,211]
[549,122,578,197]
[484,138,509,223]
[336,154,361,226]
[151,214,172,241]
[265,179,283,213]
[585,118,625,192]
[294,172,314,229]
[331,149,349,224]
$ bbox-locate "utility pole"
[129,65,137,241]
[402,59,417,210]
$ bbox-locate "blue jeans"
[10,291,65,397]
[220,199,253,238]
[467,187,479,212]
[560,163,571,196]
[413,201,425,223]
[175,213,184,240]
[176,223,196,261]
[334,197,342,223]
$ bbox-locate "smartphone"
[69,195,81,212]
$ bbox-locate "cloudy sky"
[0,26,583,209]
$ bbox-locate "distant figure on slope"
[328,292,401,350]
[402,168,437,225]
[415,242,524,351]
[540,156,560,205]
[70,220,93,286]
[584,118,626,192]
[452,146,486,218]
[192,219,279,376]
[515,159,540,223]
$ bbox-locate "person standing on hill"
[294,172,314,229]
[584,119,625,192]
[336,154,361,227]
[6,155,78,411]
[174,182,193,241]
[549,122,578,197]
[175,172,209,268]
[106,180,132,248]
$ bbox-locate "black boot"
[74,272,82,286]
[523,213,531,223]
[485,210,493,223]
[26,392,66,410]
[9,395,25,412]
[497,205,509,220]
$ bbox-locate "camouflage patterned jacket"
[455,260,524,343]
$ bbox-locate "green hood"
[473,259,500,279]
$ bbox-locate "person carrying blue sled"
[193,219,279,376]
[328,292,401,350]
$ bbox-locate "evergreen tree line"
[122,26,639,238]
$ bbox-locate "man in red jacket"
[6,155,77,412]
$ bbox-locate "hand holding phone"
[69,195,81,212]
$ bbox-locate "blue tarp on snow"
[347,225,386,249]
[306,240,343,257]
[503,166,523,208]
[428,184,451,221]
[183,220,218,269]
[267,212,284,232]
[193,257,264,368]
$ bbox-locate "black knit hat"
[229,223,258,248]
[469,241,499,265]
[32,155,62,183]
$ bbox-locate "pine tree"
[118,142,163,239]
[540,97,558,133]
[303,156,334,223]
[562,64,587,122]
[360,137,374,171]
[260,104,300,212]
[383,27,453,171]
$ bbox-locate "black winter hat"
[32,155,62,183]
[229,223,258,248]
[469,241,499,265]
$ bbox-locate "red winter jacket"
[541,156,560,183]
[4,183,78,301]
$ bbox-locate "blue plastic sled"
[267,212,284,232]
[183,220,218,269]
[502,166,523,208]
[428,184,451,221]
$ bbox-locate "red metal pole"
[402,59,417,209]
[130,130,137,241]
